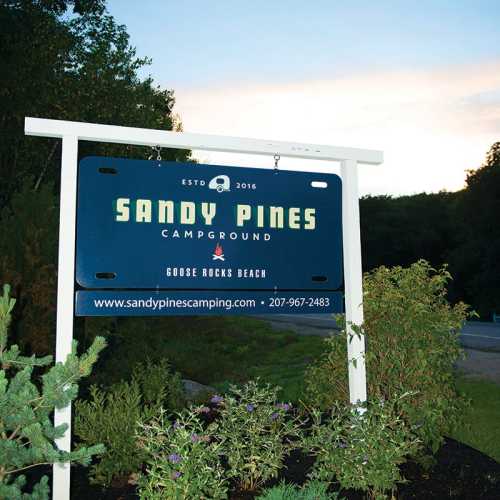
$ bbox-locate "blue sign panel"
[75,290,343,316]
[76,157,343,290]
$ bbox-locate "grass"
[257,481,332,500]
[451,377,500,462]
[84,315,500,463]
[84,315,328,401]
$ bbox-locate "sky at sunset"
[107,0,500,195]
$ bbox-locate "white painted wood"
[25,117,383,165]
[341,159,367,405]
[52,135,78,500]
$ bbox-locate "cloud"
[174,61,500,196]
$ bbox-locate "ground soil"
[24,437,500,499]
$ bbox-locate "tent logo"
[209,175,230,193]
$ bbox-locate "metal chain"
[148,145,162,161]
[274,154,280,173]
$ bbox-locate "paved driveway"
[255,314,500,350]
[460,322,500,351]
[253,314,500,383]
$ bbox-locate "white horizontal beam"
[25,117,383,165]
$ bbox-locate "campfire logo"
[212,242,225,261]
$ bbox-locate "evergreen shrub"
[0,284,106,499]
[74,358,184,486]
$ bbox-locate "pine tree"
[0,284,106,498]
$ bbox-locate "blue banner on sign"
[76,157,343,291]
[75,290,343,316]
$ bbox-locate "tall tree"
[360,192,457,271]
[449,143,500,317]
[0,1,190,353]
[0,0,189,206]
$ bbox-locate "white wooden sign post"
[24,117,383,500]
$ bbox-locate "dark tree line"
[360,142,500,319]
[1,0,189,207]
[0,0,190,353]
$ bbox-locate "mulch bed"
[24,437,499,499]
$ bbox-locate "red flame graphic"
[214,243,223,256]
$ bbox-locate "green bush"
[306,395,420,500]
[215,380,302,491]
[257,481,338,499]
[137,407,227,499]
[74,358,184,486]
[0,284,106,499]
[305,260,469,452]
[0,180,58,355]
[132,358,185,412]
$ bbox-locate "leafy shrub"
[137,407,227,499]
[74,358,184,486]
[257,481,338,499]
[0,284,106,499]
[305,260,469,452]
[132,358,185,412]
[215,380,302,491]
[0,180,58,355]
[306,395,420,500]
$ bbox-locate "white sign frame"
[24,116,383,500]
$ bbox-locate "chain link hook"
[148,145,162,163]
[274,154,280,174]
